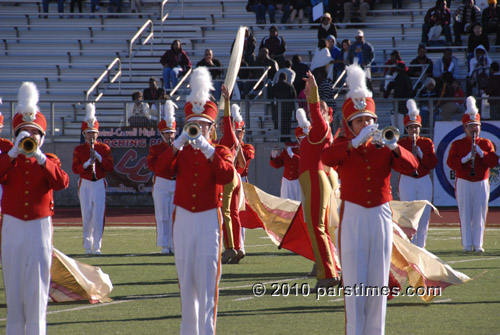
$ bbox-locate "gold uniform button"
[367,189,371,193]
[192,206,196,211]
[367,166,371,170]
[24,214,28,219]
[194,151,198,155]
[25,202,29,206]
[363,149,367,153]
[195,162,199,166]
[367,201,372,205]
[194,173,198,177]
[193,183,197,187]
[192,194,196,198]
[25,171,29,175]
[26,181,29,185]
[25,160,29,163]
[25,190,29,194]
[367,177,371,181]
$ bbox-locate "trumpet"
[412,133,419,177]
[183,122,201,141]
[372,126,400,148]
[470,131,476,177]
[19,137,38,157]
[90,138,97,181]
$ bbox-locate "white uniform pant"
[280,177,301,201]
[1,215,52,335]
[340,201,393,335]
[79,178,106,252]
[174,206,222,335]
[455,178,489,251]
[152,177,176,250]
[398,174,433,248]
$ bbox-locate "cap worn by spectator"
[356,30,364,37]
[323,13,332,20]
[326,35,336,42]
[269,25,278,31]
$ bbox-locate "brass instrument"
[90,138,97,181]
[372,126,400,148]
[183,122,201,141]
[412,133,419,177]
[19,137,37,157]
[470,132,476,177]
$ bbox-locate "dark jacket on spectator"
[409,55,434,77]
[159,49,191,72]
[196,58,223,79]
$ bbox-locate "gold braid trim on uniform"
[224,98,230,117]
[307,86,319,104]
[308,126,331,145]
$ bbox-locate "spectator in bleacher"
[291,54,310,94]
[108,0,122,13]
[289,0,309,25]
[468,23,490,66]
[276,0,292,25]
[159,39,192,91]
[421,0,453,46]
[131,0,142,12]
[127,91,156,127]
[260,26,287,68]
[417,77,440,126]
[384,63,413,122]
[383,50,407,76]
[70,0,83,14]
[232,28,257,65]
[270,72,297,141]
[482,0,500,45]
[42,0,65,15]
[313,66,335,109]
[452,0,481,46]
[310,39,334,77]
[347,30,375,89]
[467,45,491,96]
[335,38,351,80]
[326,35,342,81]
[318,12,338,41]
[343,0,370,23]
[143,77,165,110]
[433,48,460,80]
[197,49,223,100]
[247,0,276,24]
[236,58,255,98]
[273,59,296,85]
[485,61,500,119]
[91,0,101,13]
[408,45,434,78]
[254,47,279,86]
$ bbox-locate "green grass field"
[1,226,499,334]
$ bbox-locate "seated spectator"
[468,23,490,68]
[254,47,279,89]
[247,0,277,24]
[344,0,370,23]
[421,0,453,46]
[335,39,351,80]
[485,61,500,119]
[270,73,296,141]
[467,45,492,95]
[383,50,407,76]
[236,58,255,98]
[260,26,287,68]
[42,0,64,14]
[347,30,375,89]
[437,72,461,120]
[417,77,441,126]
[481,0,500,45]
[143,77,165,110]
[451,78,465,109]
[232,28,257,65]
[289,0,310,24]
[127,91,156,127]
[159,39,192,90]
[409,45,434,78]
[318,12,338,41]
[433,48,460,80]
[273,59,296,86]
[326,35,342,81]
[291,54,309,94]
[310,39,334,75]
[196,49,223,100]
[313,67,335,109]
[384,63,413,128]
[453,0,481,46]
[275,0,292,25]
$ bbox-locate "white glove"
[385,140,398,151]
[461,151,473,164]
[191,136,215,159]
[271,149,280,159]
[173,131,189,150]
[94,150,102,163]
[351,124,378,148]
[286,147,294,158]
[83,158,92,169]
[416,146,423,159]
[8,131,30,159]
[475,144,484,158]
[33,148,47,165]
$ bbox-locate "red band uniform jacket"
[147,141,176,181]
[447,137,498,182]
[72,142,114,181]
[270,147,300,181]
[397,136,438,177]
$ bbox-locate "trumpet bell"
[19,137,38,157]
[381,126,400,145]
[183,122,201,140]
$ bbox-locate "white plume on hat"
[231,104,243,123]
[465,96,478,120]
[406,99,419,121]
[16,81,39,122]
[164,100,177,124]
[85,103,97,128]
[345,63,372,103]
[186,67,214,114]
[296,108,310,129]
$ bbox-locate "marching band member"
[0,111,13,211]
[446,97,498,253]
[1,82,69,335]
[216,86,246,264]
[299,71,339,289]
[147,101,178,254]
[397,99,438,248]
[72,103,114,255]
[269,108,310,201]
[321,64,418,335]
[156,67,234,335]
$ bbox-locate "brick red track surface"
[52,207,500,227]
